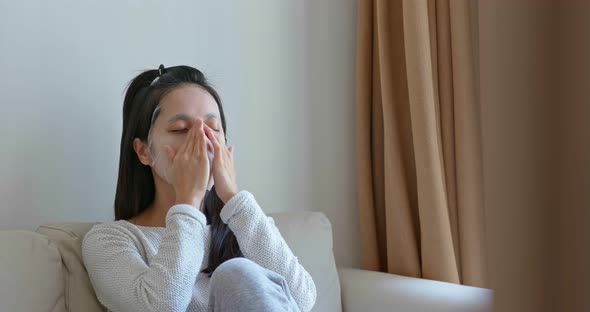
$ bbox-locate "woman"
[82,65,317,312]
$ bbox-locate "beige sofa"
[0,211,492,312]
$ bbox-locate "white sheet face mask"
[148,135,173,184]
[146,105,173,184]
[207,150,214,169]
[146,104,216,185]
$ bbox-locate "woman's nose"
[202,125,215,152]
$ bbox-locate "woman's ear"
[133,138,152,166]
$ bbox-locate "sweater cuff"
[166,204,207,227]
[220,190,253,224]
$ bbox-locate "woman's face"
[147,84,224,183]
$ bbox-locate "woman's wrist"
[221,190,238,204]
[175,192,205,208]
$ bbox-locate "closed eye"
[171,129,188,133]
[205,125,221,132]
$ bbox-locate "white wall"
[0,1,360,267]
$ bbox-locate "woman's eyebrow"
[167,113,219,123]
[204,113,219,120]
[167,113,191,124]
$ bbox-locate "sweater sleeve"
[219,191,317,312]
[82,204,207,312]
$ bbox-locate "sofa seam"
[37,225,78,238]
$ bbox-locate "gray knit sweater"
[82,190,317,312]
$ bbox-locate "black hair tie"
[150,64,166,86]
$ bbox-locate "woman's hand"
[165,119,210,208]
[204,125,238,203]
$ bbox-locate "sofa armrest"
[338,267,493,312]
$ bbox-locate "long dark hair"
[114,65,242,277]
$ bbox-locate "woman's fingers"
[168,119,210,207]
[197,122,207,157]
[191,119,201,156]
[183,120,196,156]
[175,125,189,157]
[194,119,204,156]
[205,126,223,155]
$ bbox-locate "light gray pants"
[208,257,301,312]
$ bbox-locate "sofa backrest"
[36,222,106,312]
[2,211,341,312]
[0,230,66,312]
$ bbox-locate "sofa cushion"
[36,223,106,312]
[37,211,341,312]
[0,230,66,312]
[269,211,342,312]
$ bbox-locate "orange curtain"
[355,0,488,287]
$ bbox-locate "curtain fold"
[355,0,488,287]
